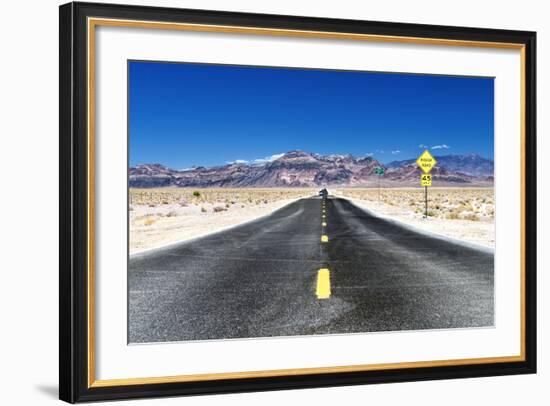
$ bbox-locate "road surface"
[129,196,494,343]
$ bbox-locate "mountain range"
[129,150,494,188]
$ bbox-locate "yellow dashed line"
[316,268,331,299]
[322,214,326,219]
[321,235,329,243]
[322,222,327,227]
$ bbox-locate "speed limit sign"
[420,174,432,187]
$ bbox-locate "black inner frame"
[59,1,537,403]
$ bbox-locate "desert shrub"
[144,216,156,226]
[148,203,156,208]
[166,211,178,217]
[463,213,479,221]
[213,206,226,212]
[193,191,201,198]
[200,206,207,213]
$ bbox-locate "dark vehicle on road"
[319,188,328,197]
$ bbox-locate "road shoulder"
[130,196,309,257]
[339,196,495,254]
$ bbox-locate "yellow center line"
[322,222,327,227]
[321,235,329,243]
[322,214,326,219]
[316,268,331,299]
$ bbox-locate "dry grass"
[130,188,314,208]
[336,188,494,222]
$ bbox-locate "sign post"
[373,166,385,204]
[416,151,436,218]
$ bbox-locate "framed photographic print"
[59,2,537,403]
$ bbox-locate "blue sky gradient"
[129,61,494,168]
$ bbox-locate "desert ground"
[129,187,494,253]
[129,188,314,253]
[335,187,495,248]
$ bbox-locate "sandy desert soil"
[130,187,495,253]
[334,188,495,248]
[129,188,314,254]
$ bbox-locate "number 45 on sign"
[421,174,432,187]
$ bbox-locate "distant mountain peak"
[280,150,313,158]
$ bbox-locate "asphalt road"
[129,196,494,343]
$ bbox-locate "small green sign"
[374,167,385,175]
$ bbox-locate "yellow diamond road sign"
[416,150,437,174]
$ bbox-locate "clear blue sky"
[129,61,494,168]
